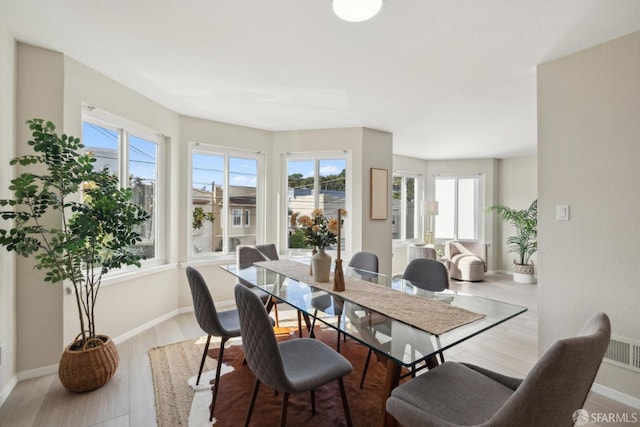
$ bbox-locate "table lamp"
[421,200,439,244]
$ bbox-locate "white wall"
[0,19,16,405]
[496,156,538,272]
[538,31,640,402]
[15,43,65,374]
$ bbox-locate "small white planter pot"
[513,271,536,284]
[513,261,536,283]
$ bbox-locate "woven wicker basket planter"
[59,335,119,392]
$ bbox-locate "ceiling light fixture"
[332,0,382,23]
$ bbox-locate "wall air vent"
[603,335,640,373]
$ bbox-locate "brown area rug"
[150,327,403,426]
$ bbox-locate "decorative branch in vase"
[331,208,347,291]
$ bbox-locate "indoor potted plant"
[0,119,149,392]
[487,199,537,283]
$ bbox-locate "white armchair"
[445,241,487,281]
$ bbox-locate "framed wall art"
[370,168,388,220]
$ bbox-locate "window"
[82,114,163,264]
[434,176,482,241]
[232,209,243,228]
[190,145,262,256]
[286,154,349,252]
[392,173,420,241]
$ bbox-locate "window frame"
[82,108,166,270]
[392,172,422,242]
[282,151,352,255]
[434,174,483,242]
[188,142,265,258]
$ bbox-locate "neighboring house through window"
[190,144,262,256]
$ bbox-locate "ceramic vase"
[312,247,332,282]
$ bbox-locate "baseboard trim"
[592,383,640,410]
[9,304,235,388]
[16,363,58,382]
[0,375,18,408]
[113,309,181,344]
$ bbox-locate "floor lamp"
[421,201,439,245]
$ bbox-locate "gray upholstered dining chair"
[402,258,449,292]
[234,284,354,427]
[349,251,379,274]
[237,244,309,335]
[386,312,611,427]
[309,251,379,351]
[185,266,242,422]
[236,245,274,302]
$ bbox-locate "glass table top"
[221,260,527,368]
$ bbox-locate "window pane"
[129,135,157,259]
[405,177,415,239]
[192,153,224,254]
[435,178,455,240]
[319,159,346,251]
[391,176,402,239]
[229,157,257,248]
[457,178,477,240]
[82,122,119,175]
[287,160,315,249]
[286,158,347,250]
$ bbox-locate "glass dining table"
[221,258,527,427]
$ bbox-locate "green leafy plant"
[487,199,537,266]
[192,207,215,230]
[0,119,149,348]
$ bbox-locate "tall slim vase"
[312,247,332,282]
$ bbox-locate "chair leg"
[280,392,290,427]
[274,303,280,327]
[209,336,228,421]
[338,378,352,427]
[196,335,211,385]
[297,310,303,338]
[360,348,372,389]
[244,378,261,427]
[310,389,316,414]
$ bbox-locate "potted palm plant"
[0,119,149,392]
[487,199,537,283]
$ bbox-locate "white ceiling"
[2,0,640,159]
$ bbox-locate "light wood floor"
[0,273,636,426]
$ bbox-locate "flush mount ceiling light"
[332,0,383,22]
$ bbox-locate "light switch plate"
[556,204,570,221]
